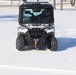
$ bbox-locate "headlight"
[23,24,29,27]
[44,24,49,27]
[26,24,29,27]
[28,24,32,26]
[23,24,32,27]
[44,23,54,29]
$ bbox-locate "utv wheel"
[16,35,25,51]
[48,36,58,51]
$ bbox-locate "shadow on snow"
[57,37,76,51]
[0,14,18,21]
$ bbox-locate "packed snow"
[0,5,76,75]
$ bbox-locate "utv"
[16,1,58,51]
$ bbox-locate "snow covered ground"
[0,6,76,75]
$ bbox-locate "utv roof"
[19,2,53,9]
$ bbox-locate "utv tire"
[16,35,25,51]
[48,36,58,51]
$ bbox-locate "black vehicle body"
[16,1,57,51]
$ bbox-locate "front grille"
[32,23,41,26]
[29,28,44,38]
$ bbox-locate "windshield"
[22,8,52,23]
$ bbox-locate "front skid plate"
[24,46,47,50]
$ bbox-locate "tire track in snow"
[0,65,76,74]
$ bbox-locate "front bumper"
[18,25,55,34]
